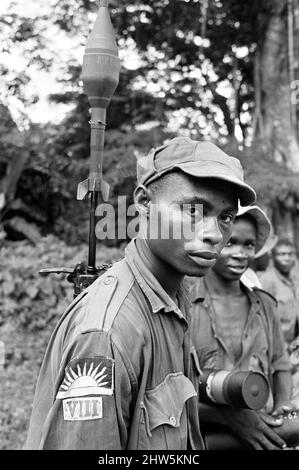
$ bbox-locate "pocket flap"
[144,373,197,431]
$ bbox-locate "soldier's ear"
[134,185,151,215]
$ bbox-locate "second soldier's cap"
[137,136,256,206]
[236,205,274,258]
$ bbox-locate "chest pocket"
[137,373,197,450]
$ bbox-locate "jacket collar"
[125,238,190,323]
[190,274,259,308]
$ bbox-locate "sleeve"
[40,330,134,450]
[270,303,291,374]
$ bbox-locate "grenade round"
[81,0,120,109]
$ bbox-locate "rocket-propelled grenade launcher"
[39,0,120,296]
[78,0,120,201]
[78,0,120,277]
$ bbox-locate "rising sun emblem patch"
[56,357,114,399]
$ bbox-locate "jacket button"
[169,416,176,426]
[104,276,114,285]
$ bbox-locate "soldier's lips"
[226,265,247,274]
[279,263,293,269]
[188,251,218,268]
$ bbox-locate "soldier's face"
[146,176,238,277]
[273,245,296,274]
[212,217,257,281]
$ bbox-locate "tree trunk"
[0,104,28,213]
[0,151,29,207]
[293,213,299,254]
[256,0,299,171]
[271,199,295,240]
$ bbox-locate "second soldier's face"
[146,176,238,277]
[273,245,296,274]
[212,217,257,281]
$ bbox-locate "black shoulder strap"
[252,289,274,390]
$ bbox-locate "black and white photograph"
[1,0,299,455]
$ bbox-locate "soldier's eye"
[184,203,202,219]
[246,242,256,249]
[219,213,235,225]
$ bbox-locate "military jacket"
[191,279,290,384]
[25,239,204,450]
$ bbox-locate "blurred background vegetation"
[1,0,299,449]
[1,0,299,247]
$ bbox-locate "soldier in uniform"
[191,205,293,450]
[259,238,299,348]
[259,238,299,409]
[25,136,256,450]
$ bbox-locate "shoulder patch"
[62,397,103,421]
[252,287,278,305]
[56,356,114,400]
